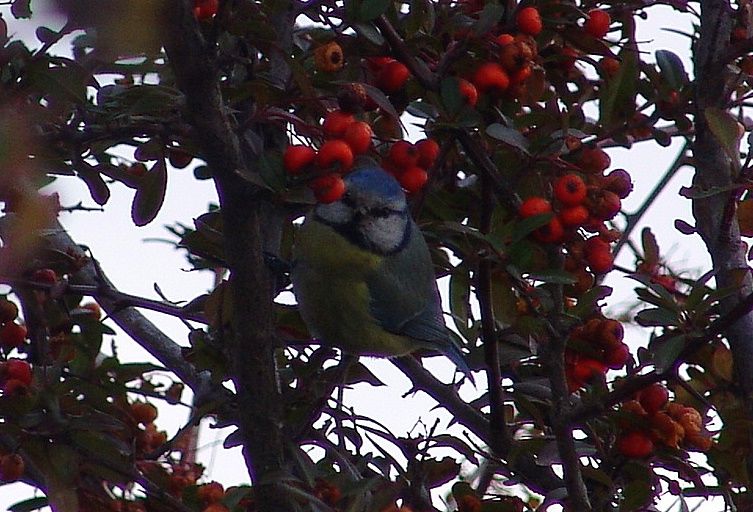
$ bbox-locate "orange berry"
[519,196,552,218]
[584,9,611,38]
[416,138,440,168]
[571,358,606,384]
[458,78,478,107]
[314,41,345,72]
[197,482,225,504]
[193,0,219,20]
[343,121,373,155]
[387,140,419,169]
[309,173,346,204]
[617,431,654,458]
[0,322,27,350]
[472,62,510,93]
[558,205,589,227]
[510,65,532,84]
[398,167,429,194]
[283,145,316,175]
[584,237,614,274]
[376,61,410,93]
[316,140,354,171]
[639,384,670,415]
[589,189,622,221]
[131,402,158,425]
[202,504,229,512]
[366,56,395,72]
[322,110,356,138]
[81,301,102,319]
[5,359,32,386]
[516,6,543,36]
[554,174,587,206]
[2,379,28,396]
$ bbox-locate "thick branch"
[692,0,753,483]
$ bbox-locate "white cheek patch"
[361,215,408,253]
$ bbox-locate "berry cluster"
[0,358,32,396]
[518,146,632,285]
[565,317,629,392]
[617,384,713,458]
[284,108,439,203]
[0,297,26,352]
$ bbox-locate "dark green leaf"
[635,307,680,327]
[11,0,31,18]
[9,497,49,512]
[599,49,638,128]
[441,77,464,116]
[353,22,385,45]
[78,166,111,206]
[656,50,688,90]
[486,124,530,153]
[473,2,504,36]
[359,0,390,21]
[131,159,168,226]
[652,333,687,371]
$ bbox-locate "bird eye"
[371,207,392,218]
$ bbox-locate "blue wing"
[366,220,472,378]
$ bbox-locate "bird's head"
[314,166,411,254]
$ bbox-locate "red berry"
[472,62,510,93]
[168,148,193,169]
[519,197,552,218]
[0,299,18,323]
[193,0,219,20]
[617,431,654,458]
[366,56,395,72]
[283,145,317,175]
[496,33,515,46]
[32,268,57,285]
[604,342,630,369]
[584,237,614,274]
[571,358,606,384]
[554,174,587,206]
[534,217,565,244]
[387,140,419,170]
[516,7,543,36]
[131,401,159,425]
[589,189,622,221]
[316,140,354,172]
[639,384,670,415]
[416,139,440,168]
[398,167,429,194]
[343,121,373,155]
[0,454,24,481]
[600,57,620,78]
[2,379,28,396]
[5,359,31,386]
[310,173,346,204]
[0,322,27,350]
[584,9,611,38]
[604,169,633,199]
[81,302,102,319]
[576,147,611,174]
[376,61,410,93]
[558,205,589,227]
[458,78,478,107]
[322,110,356,138]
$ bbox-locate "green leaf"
[511,213,552,243]
[656,50,688,90]
[9,497,49,512]
[353,22,385,45]
[599,49,638,128]
[131,159,168,226]
[486,124,530,154]
[635,307,680,327]
[704,106,741,161]
[526,270,577,285]
[441,76,464,116]
[652,333,688,371]
[359,0,390,21]
[473,2,504,36]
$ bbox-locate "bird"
[291,165,472,379]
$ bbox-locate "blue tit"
[291,166,472,378]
